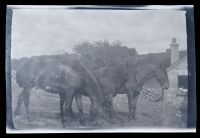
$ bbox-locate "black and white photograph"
[6,5,196,133]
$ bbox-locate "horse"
[94,57,170,121]
[13,54,103,126]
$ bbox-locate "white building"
[165,38,188,108]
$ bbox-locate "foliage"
[73,40,138,70]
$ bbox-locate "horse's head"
[35,66,64,93]
[154,64,170,90]
[131,59,170,91]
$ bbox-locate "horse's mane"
[131,57,163,82]
[79,61,100,88]
[78,60,104,103]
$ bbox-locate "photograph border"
[1,3,197,134]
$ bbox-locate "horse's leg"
[131,91,140,119]
[127,92,134,120]
[69,99,74,119]
[127,91,139,120]
[59,92,65,124]
[89,95,98,124]
[23,88,31,119]
[107,93,114,121]
[75,93,85,125]
[14,88,26,116]
[104,97,110,114]
[63,89,75,127]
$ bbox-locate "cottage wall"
[166,57,188,107]
[162,57,188,127]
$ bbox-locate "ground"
[11,78,186,130]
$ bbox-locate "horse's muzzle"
[162,82,170,90]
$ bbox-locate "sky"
[11,8,187,59]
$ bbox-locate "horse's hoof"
[27,116,30,121]
[129,118,136,122]
[61,120,67,128]
[128,115,136,121]
[91,121,99,127]
[61,118,66,127]
[110,118,119,124]
[80,120,87,126]
[61,122,66,128]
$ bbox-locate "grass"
[11,77,186,130]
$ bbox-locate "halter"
[135,69,157,91]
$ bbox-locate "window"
[178,75,188,89]
[177,75,188,96]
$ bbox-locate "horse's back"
[95,64,126,94]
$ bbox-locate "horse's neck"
[136,64,156,87]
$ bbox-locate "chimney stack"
[170,38,179,65]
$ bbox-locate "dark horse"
[14,54,103,126]
[93,58,170,121]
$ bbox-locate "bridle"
[135,69,157,91]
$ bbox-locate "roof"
[139,50,187,69]
[167,55,187,71]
